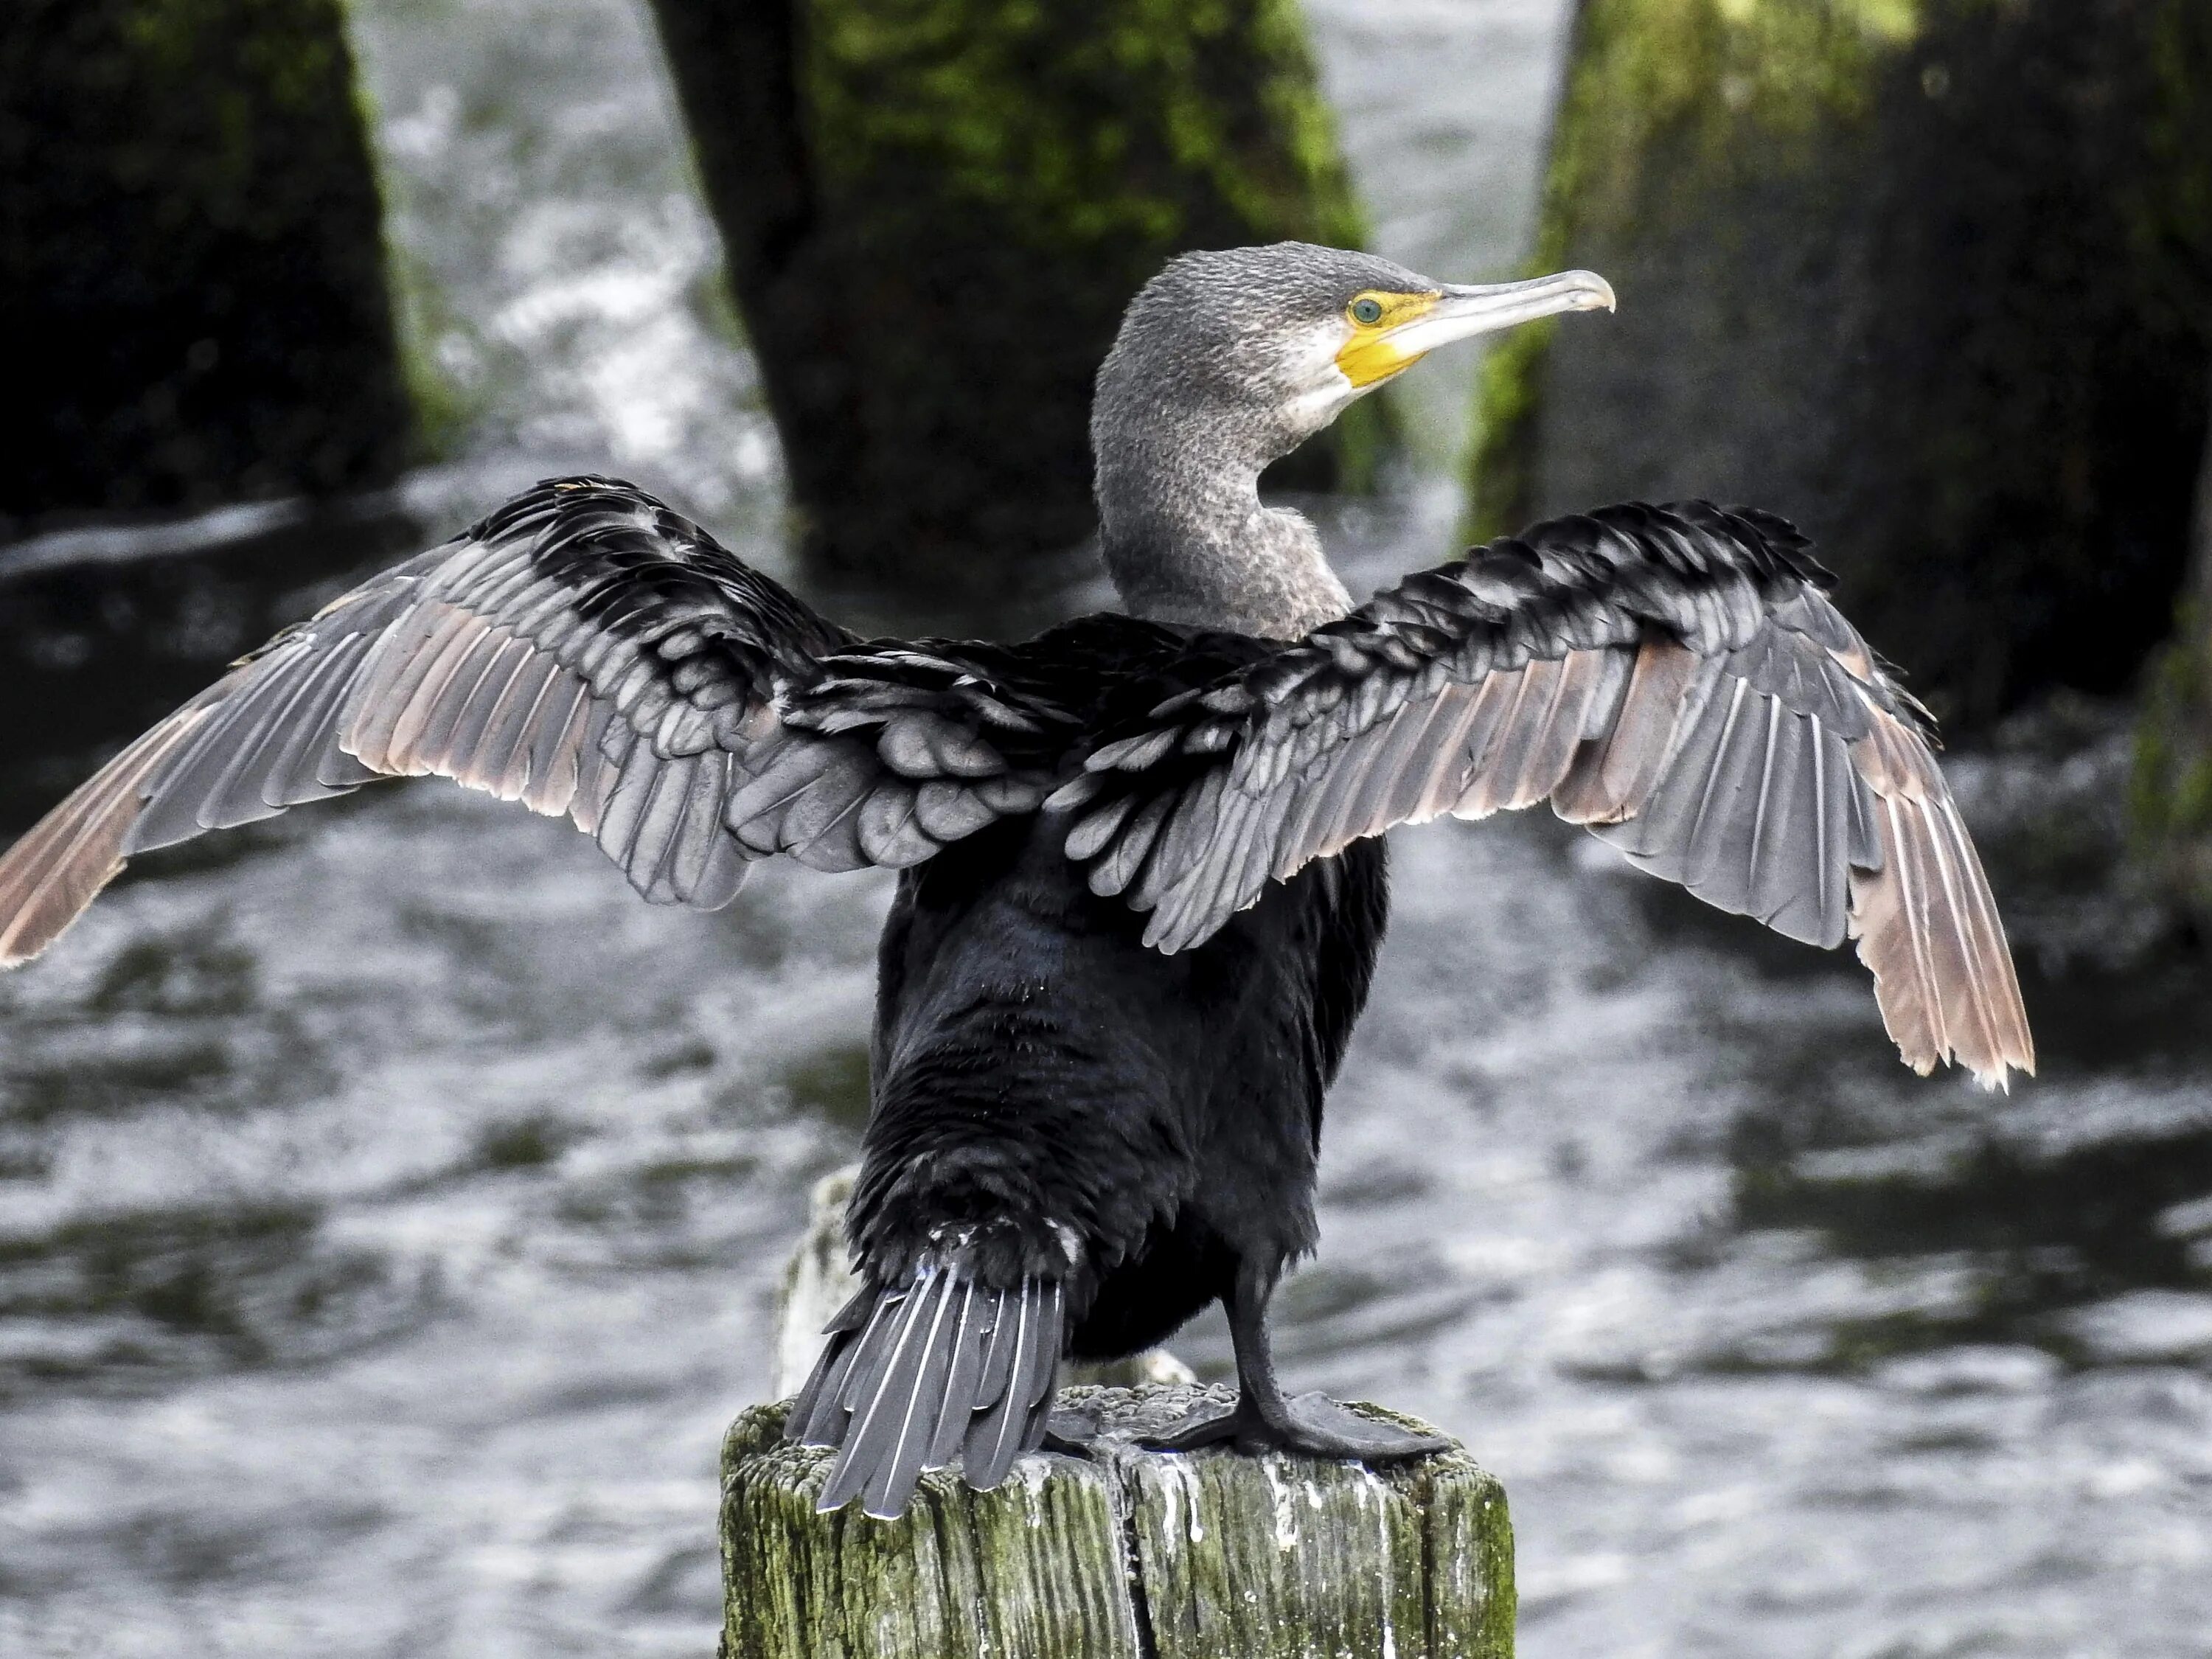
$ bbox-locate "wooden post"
[720,1385,1514,1659]
[737,1175,1512,1658]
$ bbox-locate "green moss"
[2124,0,2212,327]
[1470,0,1929,537]
[807,0,1362,254]
[1530,0,1929,280]
[1472,0,2212,726]
[654,0,1385,587]
[1565,0,1918,159]
[382,248,481,467]
[2132,603,2212,918]
[1464,317,1556,545]
[2124,3,2212,917]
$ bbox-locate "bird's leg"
[1139,1262,1449,1462]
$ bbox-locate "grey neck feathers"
[1092,379,1352,641]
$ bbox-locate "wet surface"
[4,1,2211,1655]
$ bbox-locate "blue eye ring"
[1349,296,1385,325]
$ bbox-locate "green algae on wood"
[647,0,1387,595]
[1,0,410,524]
[723,1405,1140,1659]
[1470,0,2212,729]
[721,1385,1514,1659]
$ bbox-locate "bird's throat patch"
[1335,291,1442,388]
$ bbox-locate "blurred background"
[3,1,2211,1654]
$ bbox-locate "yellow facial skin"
[1333,290,1444,388]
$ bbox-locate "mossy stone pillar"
[1,0,411,524]
[2134,402,2212,928]
[1472,0,2212,728]
[722,1386,1515,1659]
[647,0,1382,594]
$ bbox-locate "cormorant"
[0,243,2033,1520]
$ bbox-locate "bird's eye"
[1350,296,1385,326]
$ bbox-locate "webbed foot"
[1043,1399,1107,1455]
[1135,1397,1241,1453]
[1263,1392,1450,1461]
[1138,1391,1447,1462]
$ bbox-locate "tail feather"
[924,1279,990,1469]
[965,1278,1062,1491]
[790,1267,1064,1519]
[819,1270,949,1516]
[785,1285,877,1444]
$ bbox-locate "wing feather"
[1553,638,1702,824]
[257,633,383,807]
[432,634,535,782]
[461,650,564,802]
[1057,500,2032,1087]
[0,477,1063,966]
[0,709,212,963]
[1846,706,2032,1083]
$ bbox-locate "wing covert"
[0,478,1054,965]
[1049,501,2034,1088]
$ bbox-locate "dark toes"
[1136,1402,1240,1453]
[1043,1401,1107,1455]
[1269,1393,1450,1461]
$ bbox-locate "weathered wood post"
[1472,0,2212,728]
[643,0,1388,594]
[723,1388,1512,1659]
[1,0,411,524]
[726,1171,1514,1658]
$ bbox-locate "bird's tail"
[787,1263,1064,1519]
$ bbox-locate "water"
[4,2,2211,1655]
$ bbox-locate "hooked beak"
[1337,269,1616,389]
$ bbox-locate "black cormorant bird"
[0,243,2033,1520]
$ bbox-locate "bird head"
[1095,242,1615,465]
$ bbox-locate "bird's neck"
[1094,423,1352,641]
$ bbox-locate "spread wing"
[1050,501,2034,1088]
[0,477,1066,966]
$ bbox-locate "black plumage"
[0,242,2034,1520]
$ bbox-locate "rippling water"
[4,3,2211,1656]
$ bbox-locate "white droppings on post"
[1156,1453,1205,1545]
[1262,1459,1302,1551]
[1018,1456,1052,1527]
[1360,1466,1397,1659]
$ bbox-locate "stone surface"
[722,1385,1514,1659]
[1,0,410,524]
[1471,0,2212,728]
[645,0,1388,593]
